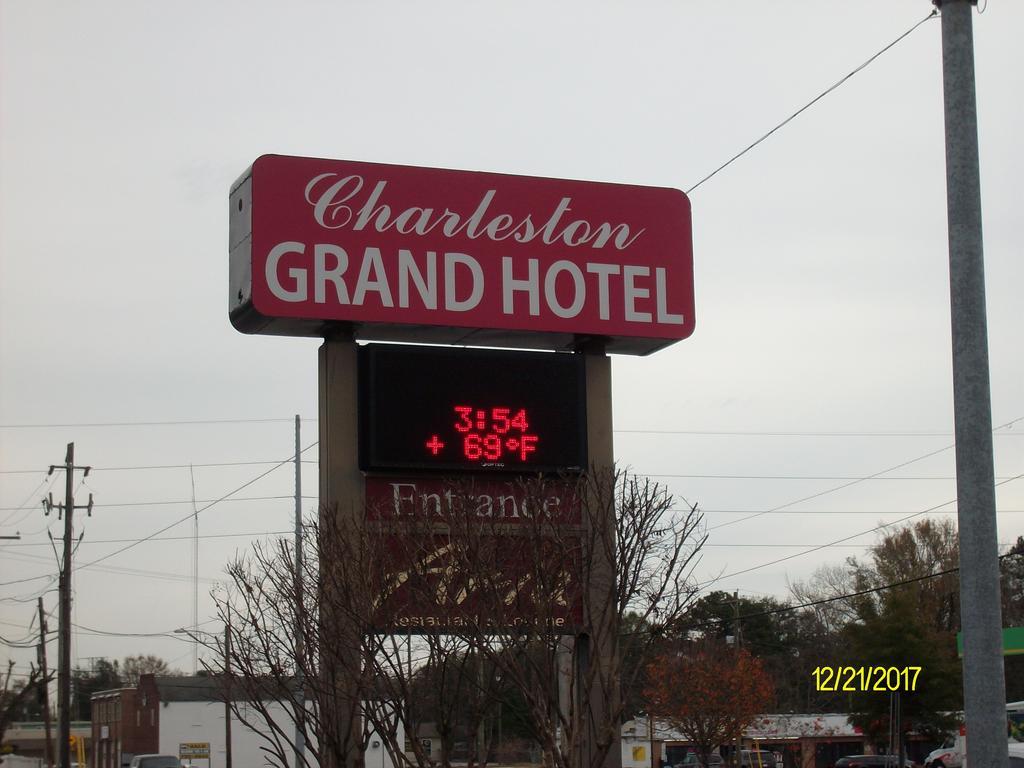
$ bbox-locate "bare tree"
[407,469,704,768]
[210,467,705,768]
[203,499,489,768]
[1,660,49,743]
[787,562,861,635]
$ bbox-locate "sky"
[1,1,1022,682]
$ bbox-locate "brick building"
[90,675,159,768]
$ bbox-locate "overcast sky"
[2,1,1022,680]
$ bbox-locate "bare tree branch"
[211,467,705,768]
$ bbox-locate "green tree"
[684,591,824,713]
[1002,537,1024,627]
[849,519,960,634]
[843,591,961,742]
[1002,538,1024,701]
[684,591,792,652]
[122,655,176,686]
[787,521,968,718]
[71,658,122,720]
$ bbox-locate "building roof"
[91,688,137,698]
[152,674,296,703]
[646,714,863,742]
[153,675,228,702]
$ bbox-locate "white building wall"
[158,701,401,768]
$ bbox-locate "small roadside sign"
[179,743,211,760]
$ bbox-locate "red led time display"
[359,345,586,473]
[425,406,539,463]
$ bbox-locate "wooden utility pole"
[224,621,233,768]
[38,597,55,768]
[43,443,92,768]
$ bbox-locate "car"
[835,756,913,768]
[128,756,182,768]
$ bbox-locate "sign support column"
[319,334,364,768]
[581,345,620,768]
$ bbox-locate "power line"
[4,551,223,586]
[654,473,1011,481]
[0,587,58,604]
[0,474,58,527]
[701,508,1024,515]
[1,460,319,475]
[719,551,1023,629]
[9,477,1015,516]
[0,417,311,429]
[700,470,1024,587]
[2,529,293,548]
[68,617,223,640]
[704,440,958,532]
[0,494,317,512]
[0,573,58,588]
[685,9,938,194]
[75,441,318,572]
[701,542,1021,549]
[9,531,986,551]
[1,633,39,649]
[71,623,188,640]
[647,416,1022,531]
[617,428,1024,437]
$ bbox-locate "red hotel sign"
[230,155,694,355]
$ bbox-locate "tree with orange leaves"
[645,644,773,768]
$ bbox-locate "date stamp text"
[812,666,921,692]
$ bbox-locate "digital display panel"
[358,344,587,473]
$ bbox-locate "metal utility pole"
[190,464,200,677]
[895,691,904,768]
[38,597,55,768]
[934,1,1008,766]
[294,415,305,768]
[43,443,92,768]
